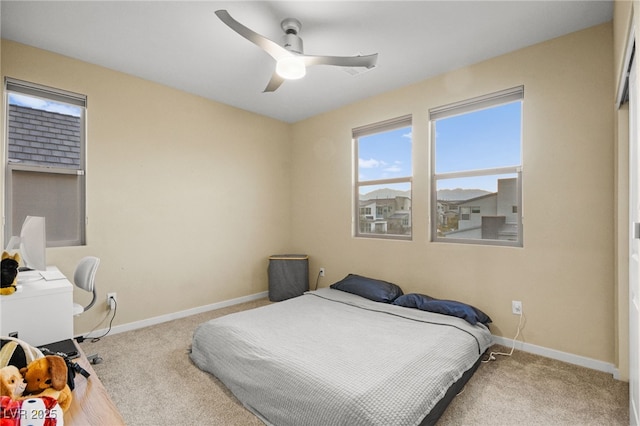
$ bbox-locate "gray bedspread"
[190,288,492,426]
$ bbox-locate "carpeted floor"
[78,298,629,425]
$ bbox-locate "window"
[353,115,412,239]
[430,86,523,246]
[4,78,87,247]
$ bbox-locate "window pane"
[436,174,519,242]
[358,182,411,237]
[8,94,82,169]
[5,81,86,248]
[434,101,521,173]
[358,126,412,182]
[11,170,83,247]
[354,117,412,240]
[431,88,523,247]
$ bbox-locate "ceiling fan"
[215,10,378,92]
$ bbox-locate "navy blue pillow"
[392,293,492,325]
[330,274,404,303]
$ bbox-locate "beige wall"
[291,23,616,364]
[1,21,622,369]
[1,40,292,333]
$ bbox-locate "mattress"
[190,287,492,426]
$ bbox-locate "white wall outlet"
[107,292,117,310]
[319,268,325,277]
[512,300,522,315]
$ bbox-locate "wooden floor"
[64,342,125,426]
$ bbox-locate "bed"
[190,278,492,426]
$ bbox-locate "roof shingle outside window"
[8,104,81,169]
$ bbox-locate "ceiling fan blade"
[215,10,292,61]
[263,72,285,92]
[302,53,378,69]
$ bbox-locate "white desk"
[0,266,73,346]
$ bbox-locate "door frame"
[619,21,639,426]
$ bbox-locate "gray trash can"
[268,254,309,301]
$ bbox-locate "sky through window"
[9,93,82,117]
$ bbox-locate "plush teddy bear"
[19,356,72,413]
[1,251,21,296]
[0,365,26,399]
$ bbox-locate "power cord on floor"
[79,298,118,343]
[483,309,525,363]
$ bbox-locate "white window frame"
[353,115,413,240]
[430,86,523,247]
[4,78,87,247]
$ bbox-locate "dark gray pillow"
[330,274,404,303]
[392,293,492,325]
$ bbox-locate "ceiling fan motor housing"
[282,34,303,53]
[281,18,303,53]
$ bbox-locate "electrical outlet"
[512,300,522,315]
[319,268,325,277]
[107,292,117,310]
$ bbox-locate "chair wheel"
[88,355,103,365]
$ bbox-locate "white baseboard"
[79,293,621,380]
[79,291,268,340]
[492,335,621,379]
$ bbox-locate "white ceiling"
[1,1,613,123]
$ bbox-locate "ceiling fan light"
[276,57,306,80]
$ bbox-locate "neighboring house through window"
[4,78,87,247]
[353,115,412,239]
[430,86,523,246]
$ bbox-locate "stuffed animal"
[19,356,72,413]
[0,365,26,399]
[1,395,63,425]
[1,251,21,296]
[0,366,61,425]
